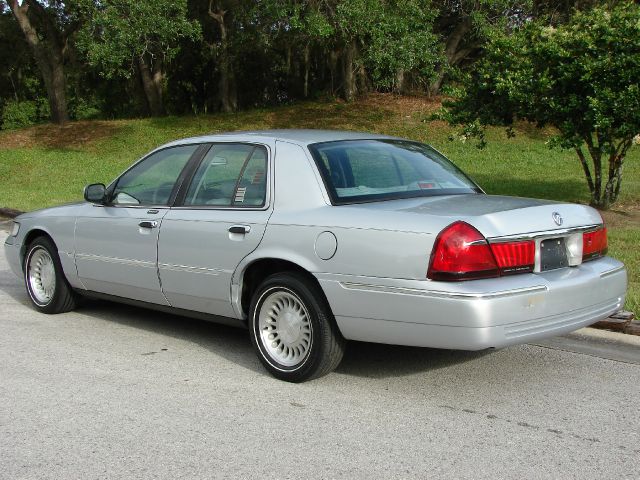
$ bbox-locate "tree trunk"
[329,49,339,95]
[395,69,407,94]
[357,61,369,94]
[48,57,69,122]
[209,1,237,113]
[429,18,473,97]
[9,0,69,124]
[600,140,631,209]
[428,73,446,98]
[137,56,164,116]
[581,136,632,209]
[342,40,357,102]
[303,44,310,98]
[585,135,603,206]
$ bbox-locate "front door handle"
[139,220,158,229]
[228,225,251,234]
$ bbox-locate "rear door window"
[184,144,268,207]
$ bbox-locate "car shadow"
[336,341,492,379]
[0,278,492,380]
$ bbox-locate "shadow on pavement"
[0,275,491,380]
[336,341,492,379]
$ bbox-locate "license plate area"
[539,237,568,272]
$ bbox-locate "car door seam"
[155,213,173,306]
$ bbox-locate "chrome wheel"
[27,247,56,305]
[258,289,313,367]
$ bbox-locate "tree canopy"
[77,0,200,115]
[443,1,640,208]
[1,0,632,152]
[1,0,545,124]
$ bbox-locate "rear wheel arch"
[239,258,332,319]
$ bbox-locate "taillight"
[428,222,537,281]
[490,240,535,274]
[428,222,499,281]
[582,227,607,261]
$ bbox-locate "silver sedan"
[3,130,627,381]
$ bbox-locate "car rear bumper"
[316,256,627,350]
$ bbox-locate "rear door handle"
[139,220,158,229]
[228,225,251,234]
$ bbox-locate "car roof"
[160,129,401,149]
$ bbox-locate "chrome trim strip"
[600,265,626,279]
[75,253,156,268]
[158,263,231,275]
[170,205,270,212]
[92,205,170,210]
[488,224,602,243]
[339,281,548,299]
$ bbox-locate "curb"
[576,326,640,348]
[534,327,640,365]
[592,311,639,336]
[0,207,23,218]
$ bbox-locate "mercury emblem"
[552,212,563,226]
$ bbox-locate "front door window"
[112,145,198,206]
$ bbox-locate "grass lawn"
[0,94,638,314]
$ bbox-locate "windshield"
[308,140,481,204]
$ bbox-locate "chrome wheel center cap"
[279,309,302,344]
[41,264,54,285]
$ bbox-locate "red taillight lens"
[490,240,535,275]
[427,221,499,281]
[582,227,607,261]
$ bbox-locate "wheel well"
[240,259,324,316]
[21,229,54,263]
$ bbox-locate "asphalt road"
[1,229,639,479]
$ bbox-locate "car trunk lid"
[351,194,603,238]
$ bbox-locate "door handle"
[228,225,251,234]
[139,220,159,229]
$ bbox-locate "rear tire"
[24,236,77,314]
[249,272,345,382]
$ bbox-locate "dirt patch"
[357,93,443,115]
[601,202,640,228]
[0,120,122,150]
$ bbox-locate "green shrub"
[1,100,38,130]
[72,97,101,120]
[1,98,51,130]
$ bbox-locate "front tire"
[249,272,345,382]
[24,236,77,314]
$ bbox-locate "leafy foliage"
[336,0,440,89]
[2,100,37,129]
[444,2,640,208]
[1,0,634,125]
[77,0,201,80]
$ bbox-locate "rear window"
[308,140,481,204]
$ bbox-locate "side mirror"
[84,183,106,204]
